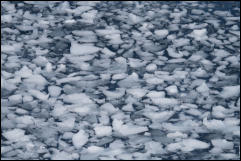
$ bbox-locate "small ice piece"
[24,74,47,87]
[146,63,157,72]
[70,42,100,55]
[16,66,32,78]
[28,89,49,100]
[167,47,184,58]
[2,43,23,53]
[2,129,26,142]
[122,103,134,112]
[87,146,104,153]
[72,130,89,149]
[196,82,209,93]
[211,139,234,150]
[146,91,165,98]
[167,139,210,152]
[48,85,62,97]
[146,77,164,84]
[52,104,67,117]
[63,93,94,104]
[154,29,169,38]
[103,88,125,100]
[16,115,35,125]
[100,103,118,114]
[126,88,147,98]
[128,13,143,24]
[192,68,207,78]
[56,76,81,85]
[113,119,148,136]
[101,47,116,57]
[190,28,208,41]
[212,105,227,118]
[8,94,22,104]
[112,73,128,80]
[57,117,76,131]
[45,62,53,72]
[144,111,174,122]
[94,125,112,137]
[151,97,178,106]
[220,85,240,99]
[167,131,187,139]
[52,151,73,160]
[165,85,178,95]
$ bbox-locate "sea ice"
[48,86,62,97]
[100,103,118,114]
[2,129,26,142]
[165,85,178,95]
[154,29,169,38]
[70,42,100,55]
[72,130,89,149]
[126,88,147,98]
[63,93,94,104]
[94,125,112,137]
[220,85,240,99]
[28,89,49,101]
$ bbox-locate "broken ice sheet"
[1,1,240,160]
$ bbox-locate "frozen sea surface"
[1,1,240,160]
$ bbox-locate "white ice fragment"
[196,82,209,93]
[167,131,187,139]
[190,28,208,41]
[146,77,164,84]
[144,111,174,122]
[122,103,134,112]
[70,42,100,55]
[167,139,209,152]
[154,29,169,38]
[57,117,76,131]
[126,88,147,98]
[211,139,234,150]
[146,91,165,98]
[16,115,34,125]
[167,47,184,58]
[24,74,47,87]
[192,68,207,78]
[103,88,125,100]
[113,119,148,136]
[146,63,157,72]
[151,97,178,106]
[56,76,81,85]
[23,95,33,102]
[16,66,32,78]
[165,85,178,95]
[100,103,118,114]
[101,47,116,57]
[2,43,23,54]
[128,13,143,24]
[28,89,49,101]
[87,146,104,153]
[63,93,93,104]
[48,85,62,97]
[45,62,53,72]
[212,105,227,118]
[2,129,26,142]
[94,125,112,137]
[8,94,22,104]
[112,73,128,80]
[220,85,240,99]
[52,104,67,117]
[52,151,73,160]
[72,130,89,149]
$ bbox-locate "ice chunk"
[48,86,62,97]
[190,28,208,41]
[100,103,118,114]
[113,119,148,136]
[212,105,227,118]
[72,130,89,149]
[103,88,125,100]
[154,29,169,38]
[2,129,26,142]
[28,89,49,101]
[87,146,104,153]
[167,139,209,152]
[126,88,147,98]
[94,125,112,137]
[144,111,174,122]
[112,73,128,80]
[128,13,143,24]
[167,47,184,58]
[16,66,32,78]
[146,91,165,98]
[165,85,178,95]
[52,104,67,117]
[63,93,94,104]
[192,68,207,78]
[101,47,116,57]
[57,117,76,131]
[56,76,82,85]
[2,43,23,54]
[8,94,22,104]
[16,116,34,125]
[211,139,234,150]
[52,151,73,160]
[24,74,47,87]
[196,82,209,93]
[151,97,178,106]
[70,42,100,55]
[146,77,164,84]
[167,131,187,139]
[146,63,157,72]
[122,103,134,112]
[220,85,240,99]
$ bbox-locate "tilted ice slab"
[70,42,101,55]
